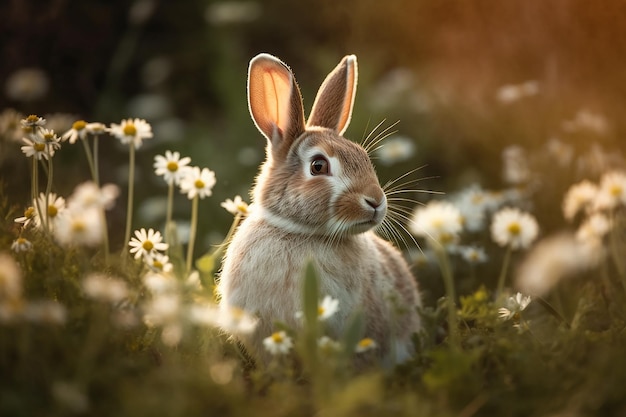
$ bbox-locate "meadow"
[2,1,626,416]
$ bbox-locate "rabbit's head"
[248,54,386,237]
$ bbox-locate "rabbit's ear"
[307,55,358,135]
[248,54,306,152]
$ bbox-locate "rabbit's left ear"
[307,55,358,135]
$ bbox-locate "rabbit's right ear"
[248,54,306,155]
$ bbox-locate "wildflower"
[498,292,532,321]
[21,136,52,160]
[459,245,488,264]
[143,293,181,326]
[128,228,168,259]
[375,135,416,166]
[85,122,107,136]
[11,237,32,253]
[153,150,192,185]
[108,118,153,149]
[451,185,499,232]
[545,138,574,168]
[179,166,216,199]
[38,128,62,152]
[14,206,35,228]
[263,331,294,355]
[576,213,611,247]
[54,207,104,247]
[562,180,598,221]
[594,171,626,211]
[495,80,539,104]
[143,272,177,294]
[217,306,258,335]
[355,337,377,353]
[490,207,539,250]
[20,114,46,128]
[0,108,25,142]
[502,145,530,185]
[144,252,174,273]
[61,120,88,144]
[82,273,129,304]
[67,182,119,211]
[410,201,463,248]
[5,68,49,102]
[33,193,66,229]
[221,195,250,216]
[0,253,22,301]
[317,295,339,321]
[188,303,220,327]
[318,336,342,353]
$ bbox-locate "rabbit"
[217,53,422,365]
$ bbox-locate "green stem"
[496,246,513,297]
[609,213,626,294]
[81,137,98,185]
[211,213,243,261]
[123,144,136,253]
[32,159,46,231]
[435,245,460,348]
[165,181,174,246]
[45,151,54,234]
[93,135,100,186]
[186,195,199,276]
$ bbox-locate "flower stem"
[45,151,54,234]
[609,214,626,294]
[165,181,174,246]
[186,195,199,275]
[81,137,98,185]
[123,144,136,253]
[93,135,100,186]
[496,246,513,297]
[32,158,45,229]
[435,246,460,348]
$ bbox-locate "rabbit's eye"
[310,156,330,176]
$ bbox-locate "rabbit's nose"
[364,197,383,210]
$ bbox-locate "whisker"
[364,122,399,155]
[361,118,387,149]
[385,189,444,196]
[382,165,430,190]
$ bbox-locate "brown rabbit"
[217,53,422,364]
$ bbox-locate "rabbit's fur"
[217,53,422,364]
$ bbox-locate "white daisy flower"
[459,245,488,264]
[11,237,32,253]
[0,108,25,142]
[85,122,107,136]
[20,114,46,128]
[593,171,626,211]
[355,337,377,353]
[502,145,530,185]
[144,252,174,274]
[37,128,62,152]
[576,213,611,247]
[67,181,119,211]
[143,293,181,326]
[490,207,539,250]
[318,336,342,353]
[21,136,52,160]
[128,228,168,259]
[61,120,88,144]
[188,304,220,327]
[82,273,129,304]
[562,180,598,221]
[143,272,178,294]
[14,206,36,228]
[317,295,339,321]
[54,207,104,247]
[32,193,66,229]
[153,150,192,185]
[498,292,532,320]
[108,118,153,149]
[450,185,500,233]
[375,135,416,166]
[179,166,216,200]
[220,195,250,216]
[495,80,539,104]
[216,306,258,335]
[410,201,463,248]
[263,331,294,355]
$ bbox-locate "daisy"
[410,201,463,248]
[11,237,32,253]
[220,195,250,216]
[593,171,626,211]
[576,213,611,247]
[33,193,66,229]
[502,145,530,185]
[15,206,36,228]
[143,293,181,326]
[61,120,88,144]
[54,207,104,247]
[216,306,258,335]
[20,114,46,128]
[451,185,497,233]
[144,252,174,274]
[82,273,129,304]
[153,150,192,185]
[263,331,294,355]
[108,118,153,149]
[143,272,178,294]
[188,304,220,327]
[317,295,339,321]
[562,180,598,221]
[375,135,416,166]
[128,228,168,259]
[490,207,539,250]
[0,108,25,142]
[68,181,119,211]
[85,122,107,136]
[38,128,62,152]
[498,292,532,321]
[21,136,52,160]
[179,166,216,200]
[459,245,488,264]
[355,337,377,353]
[318,336,341,353]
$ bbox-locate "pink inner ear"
[261,69,292,133]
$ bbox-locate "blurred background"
[1,0,625,253]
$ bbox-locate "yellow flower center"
[318,306,325,316]
[194,179,205,189]
[358,338,374,349]
[43,132,55,142]
[439,232,454,244]
[167,161,179,172]
[47,205,58,218]
[507,222,521,235]
[24,207,35,218]
[22,126,33,134]
[34,143,46,152]
[123,123,137,136]
[72,120,87,131]
[153,260,163,270]
[142,240,154,251]
[271,332,284,343]
[17,237,27,245]
[610,184,623,197]
[26,115,40,123]
[72,220,86,232]
[236,203,248,214]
